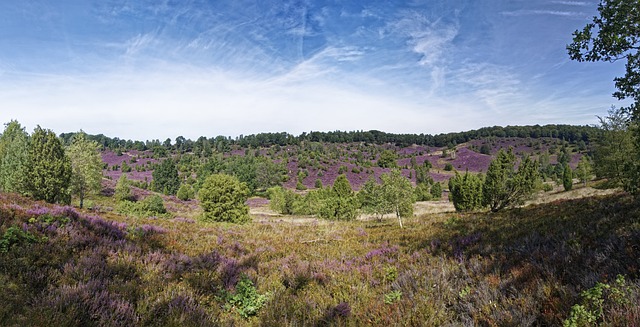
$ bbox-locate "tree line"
[60,124,599,153]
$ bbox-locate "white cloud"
[501,10,584,17]
[1,63,461,140]
[550,1,590,6]
[387,12,459,67]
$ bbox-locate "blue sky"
[0,0,628,140]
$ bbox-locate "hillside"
[100,135,586,191]
[1,186,638,326]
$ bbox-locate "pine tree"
[153,158,180,195]
[0,120,29,194]
[25,126,72,204]
[563,163,574,191]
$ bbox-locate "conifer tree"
[563,163,574,191]
[25,126,72,204]
[482,149,539,212]
[448,171,483,212]
[153,158,180,195]
[0,120,29,194]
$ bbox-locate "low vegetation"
[0,188,639,326]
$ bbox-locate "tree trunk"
[396,207,403,229]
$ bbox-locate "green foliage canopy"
[25,126,72,204]
[377,150,398,168]
[153,158,180,195]
[318,174,358,221]
[563,163,574,191]
[67,131,103,208]
[567,0,640,115]
[198,174,250,223]
[482,149,539,212]
[0,120,29,194]
[379,170,415,228]
[448,171,483,212]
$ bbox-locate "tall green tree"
[67,131,103,208]
[563,163,574,191]
[568,0,640,115]
[380,170,415,228]
[0,120,29,194]
[448,171,483,212]
[25,126,72,204]
[568,0,640,193]
[153,158,180,195]
[430,182,442,200]
[592,107,636,187]
[198,174,250,223]
[482,149,539,212]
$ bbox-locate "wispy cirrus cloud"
[501,9,585,17]
[550,1,590,6]
[452,62,523,112]
[386,11,459,67]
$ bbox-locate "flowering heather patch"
[101,150,133,167]
[397,145,431,156]
[449,147,493,172]
[245,197,269,208]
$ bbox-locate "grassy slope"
[1,189,639,326]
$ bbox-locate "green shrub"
[115,174,134,202]
[563,163,573,191]
[176,184,195,201]
[224,275,268,319]
[430,182,442,200]
[198,174,250,223]
[448,171,483,212]
[444,163,454,171]
[268,186,299,215]
[0,226,39,253]
[414,183,432,201]
[141,195,166,214]
[384,290,402,305]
